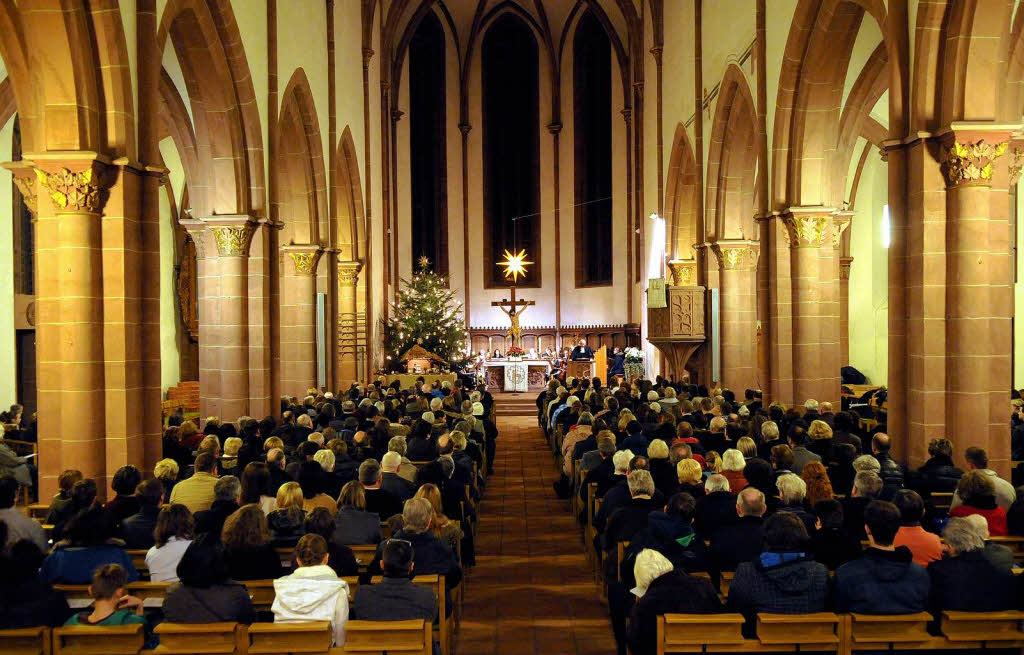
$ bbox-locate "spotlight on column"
[648,213,666,280]
[881,204,891,249]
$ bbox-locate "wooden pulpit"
[567,346,607,381]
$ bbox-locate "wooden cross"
[491,286,535,349]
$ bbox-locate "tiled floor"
[457,415,617,655]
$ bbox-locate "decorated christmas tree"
[382,257,469,371]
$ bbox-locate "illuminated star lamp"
[498,248,533,283]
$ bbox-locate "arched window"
[573,10,613,286]
[482,14,540,287]
[409,11,448,275]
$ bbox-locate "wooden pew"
[847,612,946,651]
[52,624,144,655]
[27,502,50,520]
[55,582,170,609]
[656,613,750,653]
[930,492,954,511]
[151,622,244,654]
[127,550,149,577]
[247,621,332,654]
[341,619,431,655]
[940,610,1024,648]
[0,626,51,655]
[756,613,842,651]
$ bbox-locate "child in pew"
[63,563,158,649]
[272,533,349,646]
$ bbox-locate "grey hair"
[853,454,881,473]
[613,449,635,474]
[853,470,883,498]
[762,421,779,439]
[705,473,730,493]
[578,412,593,426]
[776,473,807,504]
[943,517,985,554]
[388,436,407,456]
[214,475,241,502]
[402,497,433,533]
[627,469,655,497]
[722,448,746,472]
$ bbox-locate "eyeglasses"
[385,538,412,547]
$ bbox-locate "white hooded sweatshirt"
[271,565,349,646]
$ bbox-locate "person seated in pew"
[63,563,157,649]
[300,461,338,516]
[221,504,283,581]
[707,487,767,578]
[595,454,656,535]
[41,504,139,585]
[290,507,358,576]
[0,538,73,628]
[624,549,722,655]
[728,512,830,635]
[0,473,46,551]
[892,489,942,567]
[146,504,195,583]
[950,469,1009,535]
[381,451,417,503]
[625,492,707,578]
[273,533,350,646]
[194,476,241,540]
[835,500,930,614]
[415,483,466,561]
[842,470,883,541]
[350,538,437,623]
[359,459,403,520]
[104,466,143,527]
[121,479,164,549]
[962,514,1015,571]
[333,480,383,545]
[774,474,817,535]
[267,481,307,547]
[44,469,83,528]
[808,499,862,570]
[927,517,1017,614]
[163,534,255,624]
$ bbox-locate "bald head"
[736,487,766,517]
[872,433,891,454]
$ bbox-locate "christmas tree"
[382,257,469,371]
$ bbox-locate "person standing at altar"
[491,349,503,360]
[571,339,595,361]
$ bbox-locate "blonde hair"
[276,481,304,510]
[705,451,722,473]
[223,437,243,457]
[676,459,703,485]
[633,549,673,592]
[154,458,179,481]
[736,437,756,459]
[722,448,746,472]
[313,448,335,472]
[808,419,833,440]
[647,439,669,459]
[263,436,284,452]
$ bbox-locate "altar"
[483,360,551,392]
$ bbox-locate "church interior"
[3,1,1024,654]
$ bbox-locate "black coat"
[350,576,437,622]
[0,577,72,628]
[120,505,161,549]
[841,496,871,541]
[363,529,462,591]
[728,554,830,630]
[649,460,677,499]
[626,570,722,655]
[364,488,403,520]
[874,452,905,499]
[268,465,293,495]
[381,473,417,503]
[927,550,1017,614]
[835,547,929,614]
[332,506,382,545]
[194,500,240,540]
[224,544,284,581]
[810,526,863,570]
[694,490,738,536]
[579,457,616,502]
[911,456,963,495]
[603,497,663,551]
[708,516,765,573]
[163,583,256,624]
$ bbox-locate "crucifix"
[492,287,535,349]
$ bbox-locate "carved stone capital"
[666,259,697,287]
[781,209,834,248]
[1009,147,1024,186]
[284,245,323,275]
[208,220,256,257]
[649,45,663,64]
[458,122,472,136]
[831,211,853,250]
[391,108,404,123]
[179,219,208,260]
[34,160,113,214]
[337,260,362,286]
[941,138,1008,188]
[839,256,854,280]
[711,241,759,271]
[2,161,38,217]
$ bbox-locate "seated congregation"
[0,378,495,652]
[539,376,1024,655]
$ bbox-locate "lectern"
[567,346,607,381]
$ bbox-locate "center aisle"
[457,412,617,655]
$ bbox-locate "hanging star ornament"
[417,255,432,272]
[498,248,533,283]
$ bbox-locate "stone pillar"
[712,240,759,392]
[782,208,834,405]
[179,220,217,418]
[281,245,322,398]
[839,256,853,367]
[820,212,851,405]
[34,161,113,495]
[337,261,363,386]
[941,136,1009,473]
[208,218,256,421]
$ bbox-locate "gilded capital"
[666,259,697,286]
[288,249,322,275]
[839,256,854,280]
[941,139,1008,187]
[338,260,362,286]
[34,161,112,213]
[781,213,832,248]
[712,243,758,270]
[211,224,255,257]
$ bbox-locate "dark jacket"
[729,553,830,625]
[364,529,462,591]
[627,512,707,578]
[333,506,383,545]
[350,576,438,622]
[381,472,417,503]
[105,495,142,525]
[120,505,161,549]
[841,496,872,541]
[776,503,817,535]
[694,490,737,536]
[194,500,240,540]
[595,481,664,534]
[267,508,307,546]
[626,570,723,655]
[832,430,862,455]
[163,583,256,624]
[224,544,284,581]
[911,455,963,495]
[874,452,905,499]
[406,436,437,462]
[708,516,765,573]
[579,457,616,502]
[0,577,73,628]
[927,549,1017,613]
[40,545,140,585]
[603,497,663,551]
[268,465,293,495]
[364,488,403,520]
[649,459,678,499]
[835,547,929,613]
[810,526,863,570]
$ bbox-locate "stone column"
[941,136,1009,472]
[337,260,363,386]
[179,220,217,418]
[782,208,834,405]
[839,256,853,367]
[34,161,113,494]
[820,212,851,405]
[281,245,322,398]
[712,240,759,392]
[208,218,256,421]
